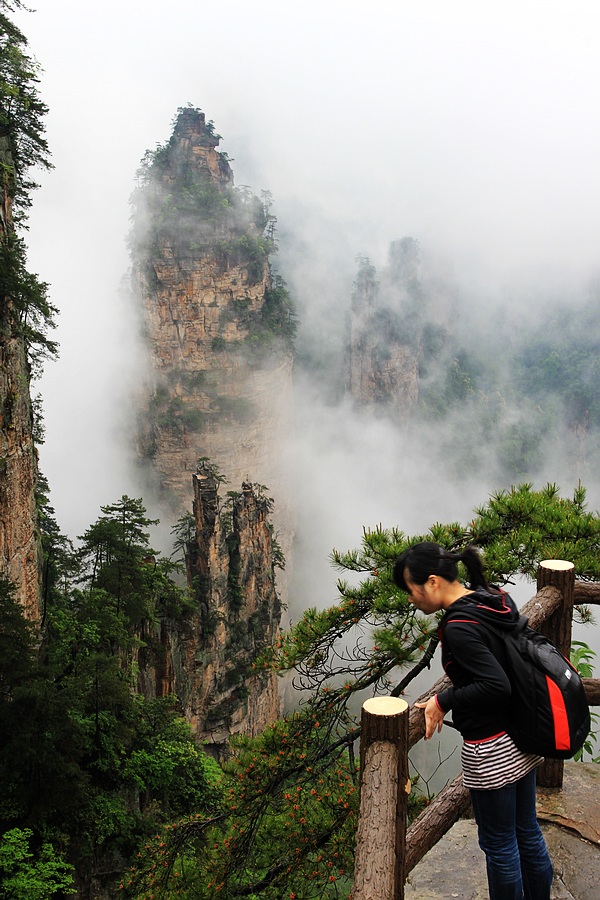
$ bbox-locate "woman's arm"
[436,621,511,715]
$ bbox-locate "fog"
[14,1,600,635]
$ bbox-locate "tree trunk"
[536,561,575,788]
[353,697,409,900]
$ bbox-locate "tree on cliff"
[0,0,57,367]
[1,1,50,214]
[124,482,599,899]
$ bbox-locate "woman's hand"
[415,696,445,739]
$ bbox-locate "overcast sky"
[14,1,600,605]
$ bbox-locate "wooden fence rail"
[354,561,600,898]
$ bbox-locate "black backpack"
[454,615,591,759]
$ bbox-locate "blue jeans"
[470,768,553,899]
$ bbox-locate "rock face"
[130,107,295,741]
[140,464,281,750]
[0,334,40,619]
[0,144,40,620]
[344,238,423,415]
[132,108,295,529]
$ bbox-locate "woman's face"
[404,568,443,614]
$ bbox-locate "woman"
[393,541,553,900]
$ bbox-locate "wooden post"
[536,559,575,788]
[353,697,409,900]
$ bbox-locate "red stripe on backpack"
[546,675,571,752]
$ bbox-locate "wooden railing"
[352,561,600,899]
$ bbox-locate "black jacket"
[436,588,521,741]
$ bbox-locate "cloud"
[15,0,600,603]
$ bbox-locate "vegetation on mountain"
[0,0,51,218]
[0,827,76,899]
[347,246,600,484]
[1,493,225,895]
[219,274,298,359]
[129,107,271,274]
[0,0,57,369]
[515,295,600,431]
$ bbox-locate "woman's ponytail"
[393,542,494,592]
[456,546,493,591]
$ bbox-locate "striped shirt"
[461,731,543,790]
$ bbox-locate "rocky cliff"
[344,238,425,414]
[129,105,295,744]
[131,108,295,533]
[0,333,40,619]
[0,141,40,620]
[139,464,281,750]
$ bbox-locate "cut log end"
[363,696,409,716]
[539,559,575,571]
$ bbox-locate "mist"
[14,1,600,632]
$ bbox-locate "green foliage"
[165,367,207,391]
[270,524,436,690]
[0,578,89,830]
[515,298,600,430]
[214,394,254,422]
[152,392,207,435]
[466,482,600,581]
[148,377,270,437]
[220,275,297,359]
[0,828,75,899]
[353,254,378,292]
[0,0,52,219]
[124,701,428,899]
[123,698,224,816]
[1,493,222,894]
[124,710,359,899]
[419,350,481,416]
[0,574,36,686]
[570,640,596,679]
[570,642,599,762]
[170,512,196,566]
[129,109,267,267]
[0,232,58,367]
[216,233,273,285]
[0,2,57,369]
[76,496,160,620]
[211,335,227,352]
[260,276,298,347]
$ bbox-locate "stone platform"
[404,763,600,899]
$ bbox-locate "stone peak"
[172,107,220,148]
